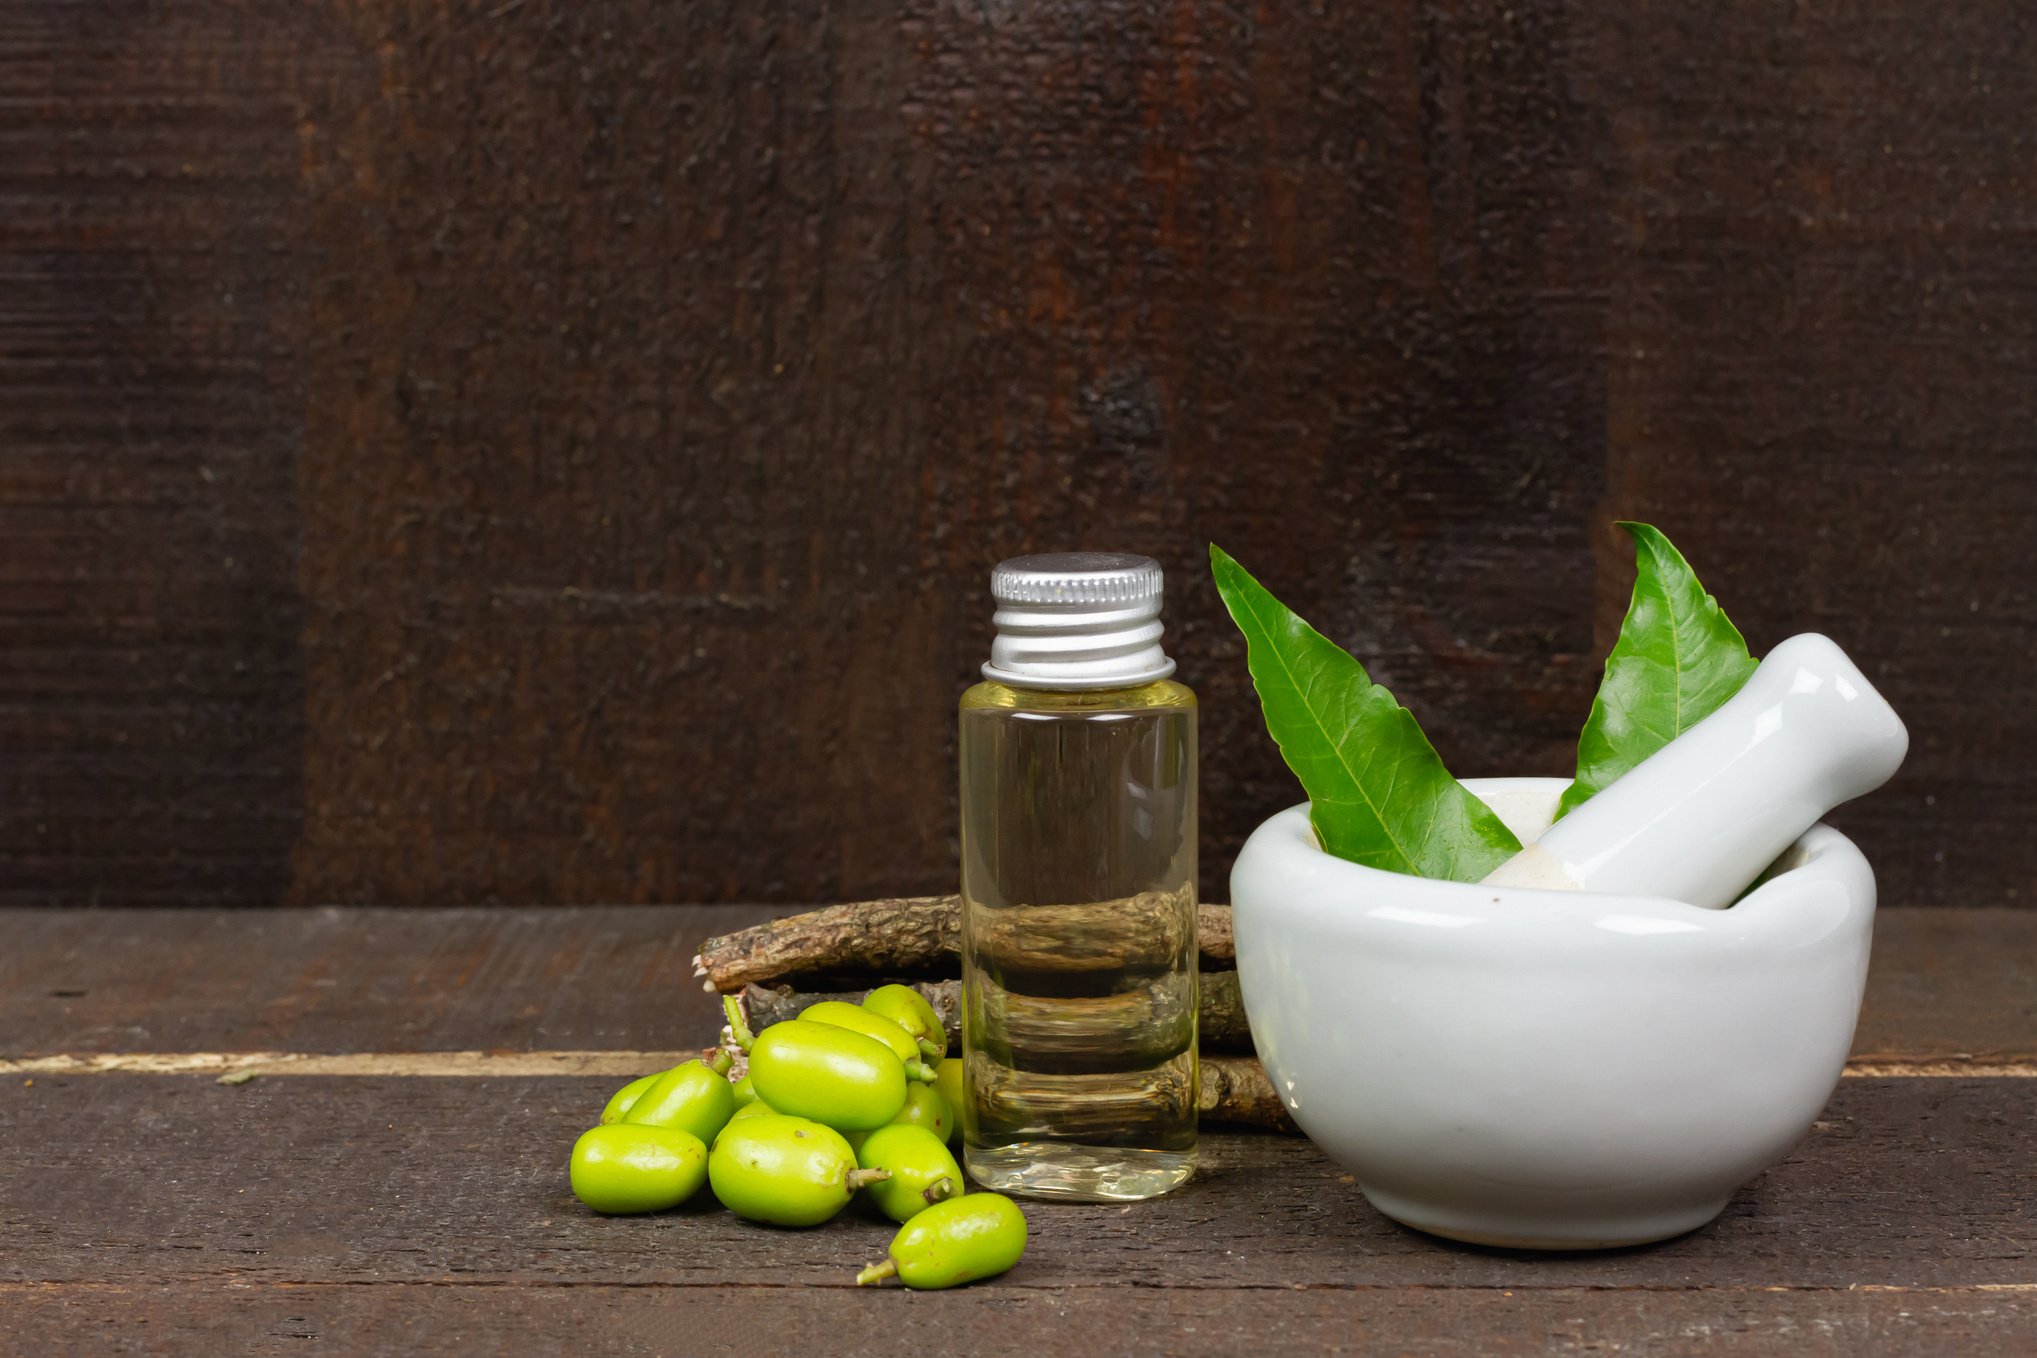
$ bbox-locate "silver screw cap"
[982,552,1175,691]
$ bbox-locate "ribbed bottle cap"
[981,552,1175,690]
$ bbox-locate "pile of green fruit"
[567,983,1025,1290]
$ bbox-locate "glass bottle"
[958,553,1198,1201]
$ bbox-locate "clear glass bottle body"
[958,678,1198,1201]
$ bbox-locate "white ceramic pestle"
[1482,632,1908,909]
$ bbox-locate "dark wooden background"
[3,1,2031,910]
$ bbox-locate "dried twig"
[1197,1055,1294,1132]
[694,896,958,993]
[694,895,1235,993]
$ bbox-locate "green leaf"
[1556,523,1757,819]
[1210,544,1521,880]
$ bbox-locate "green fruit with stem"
[749,1020,929,1131]
[708,1115,889,1226]
[622,1051,737,1145]
[932,1059,965,1144]
[862,984,948,1063]
[599,1072,660,1125]
[856,1124,963,1224]
[856,1193,1027,1288]
[570,1123,707,1215]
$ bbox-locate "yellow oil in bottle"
[959,677,1198,1201]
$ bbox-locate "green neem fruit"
[728,1098,778,1124]
[799,1000,924,1066]
[708,1115,889,1227]
[932,1060,965,1143]
[887,1081,952,1141]
[717,1098,780,1143]
[749,1020,914,1131]
[712,1098,783,1152]
[622,1060,737,1145]
[599,1072,660,1125]
[730,1074,760,1108]
[856,1192,1027,1289]
[570,1124,707,1215]
[856,1124,963,1224]
[862,984,947,1063]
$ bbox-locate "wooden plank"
[6,1281,2034,1358]
[279,0,1616,910]
[1595,1,2037,914]
[5,903,2030,1350]
[1855,908,2037,1062]
[2,1075,2031,1291]
[14,3,2029,912]
[5,906,2031,1063]
[0,905,760,1056]
[291,0,945,908]
[0,1,321,907]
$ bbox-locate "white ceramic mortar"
[1229,777,1875,1250]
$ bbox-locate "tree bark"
[1197,1055,1295,1132]
[694,895,1236,992]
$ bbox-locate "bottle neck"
[981,596,1175,691]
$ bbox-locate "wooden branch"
[694,895,1235,992]
[959,1051,1291,1134]
[692,895,960,993]
[1198,1055,1295,1132]
[969,888,1200,977]
[738,972,1253,1054]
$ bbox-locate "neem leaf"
[1210,544,1521,880]
[1555,522,1757,819]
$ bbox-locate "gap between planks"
[0,1280,2034,1296]
[2,1051,2032,1079]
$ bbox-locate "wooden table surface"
[4,906,2033,1355]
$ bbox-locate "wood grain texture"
[285,0,1611,908]
[0,1,316,906]
[7,1282,2034,1357]
[6,905,2032,1062]
[4,904,2033,1354]
[2,1075,2032,1290]
[1856,907,2037,1062]
[691,894,1234,992]
[0,904,762,1055]
[1593,3,2037,912]
[4,2,2032,907]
